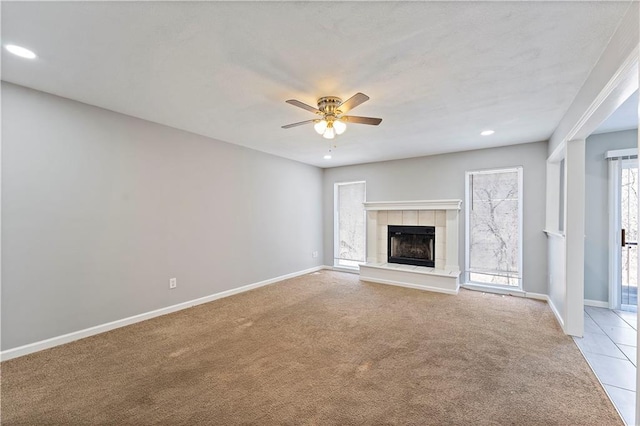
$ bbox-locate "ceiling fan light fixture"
[282,92,381,138]
[314,120,327,135]
[323,125,336,139]
[333,119,347,135]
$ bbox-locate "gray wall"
[584,129,638,302]
[323,141,549,294]
[2,82,323,350]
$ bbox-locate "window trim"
[333,180,367,269]
[464,166,524,290]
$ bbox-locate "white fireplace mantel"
[360,199,462,294]
[363,199,462,211]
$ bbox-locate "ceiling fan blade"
[281,119,317,129]
[338,93,369,113]
[342,115,382,125]
[285,99,322,114]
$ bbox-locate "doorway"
[609,152,639,312]
[583,105,638,425]
[620,159,639,311]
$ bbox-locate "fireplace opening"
[388,225,435,267]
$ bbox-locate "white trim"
[548,143,566,163]
[605,148,638,159]
[543,230,565,238]
[0,266,325,361]
[584,299,609,308]
[518,164,524,290]
[462,283,525,296]
[465,171,471,283]
[362,276,459,295]
[612,158,639,312]
[609,158,622,310]
[565,48,639,143]
[564,139,586,337]
[547,297,565,332]
[524,292,549,302]
[461,284,556,317]
[461,284,547,303]
[363,199,461,211]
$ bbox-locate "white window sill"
[543,229,565,238]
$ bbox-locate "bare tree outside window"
[466,168,522,287]
[335,182,366,268]
[620,164,638,307]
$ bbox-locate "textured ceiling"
[1,1,632,167]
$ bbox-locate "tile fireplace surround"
[359,200,462,294]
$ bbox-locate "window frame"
[464,167,524,290]
[333,180,367,269]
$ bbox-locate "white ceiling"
[1,1,632,168]
[593,90,638,135]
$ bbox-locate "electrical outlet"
[312,251,318,258]
[169,278,177,289]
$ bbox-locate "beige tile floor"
[574,307,637,426]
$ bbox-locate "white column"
[608,159,622,309]
[564,139,585,337]
[545,157,567,329]
[445,210,460,272]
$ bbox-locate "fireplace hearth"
[387,225,435,267]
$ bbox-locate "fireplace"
[387,225,435,267]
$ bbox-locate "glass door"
[620,159,638,311]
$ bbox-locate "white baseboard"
[461,283,526,297]
[547,297,565,332]
[461,284,550,303]
[524,292,549,302]
[524,293,569,332]
[584,299,609,308]
[1,266,324,361]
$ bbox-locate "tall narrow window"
[334,181,366,268]
[620,160,638,309]
[465,168,523,288]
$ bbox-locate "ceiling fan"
[282,93,382,139]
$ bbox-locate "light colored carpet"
[1,270,622,425]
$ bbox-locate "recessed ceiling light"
[324,154,332,160]
[5,44,37,59]
[480,130,495,136]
